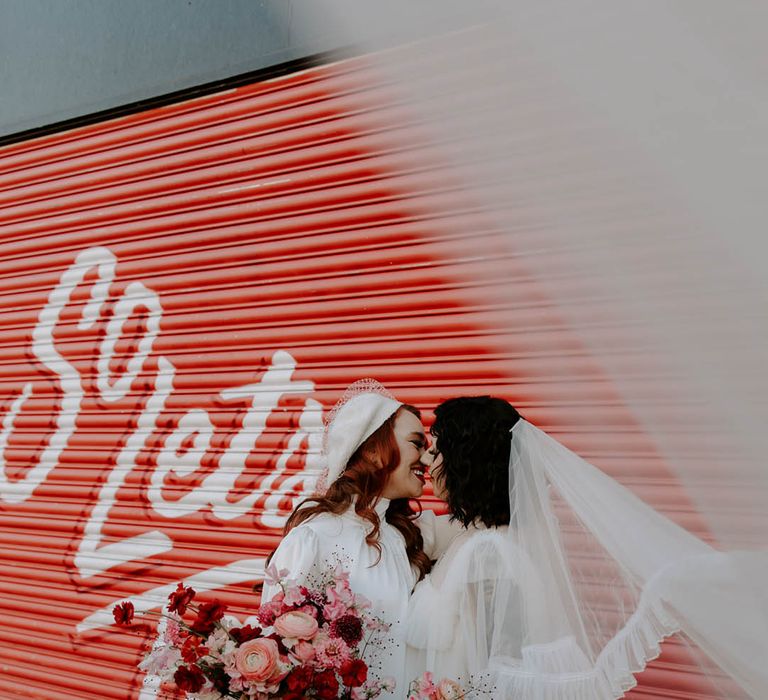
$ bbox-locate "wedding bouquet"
[114,564,395,699]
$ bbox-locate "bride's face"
[426,439,448,502]
[381,410,429,500]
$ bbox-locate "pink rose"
[235,638,280,683]
[274,611,319,640]
[436,678,465,700]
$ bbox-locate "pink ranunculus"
[234,638,280,683]
[436,678,465,700]
[274,611,319,640]
[293,640,316,663]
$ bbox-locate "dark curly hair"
[430,396,521,528]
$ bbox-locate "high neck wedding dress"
[263,499,455,699]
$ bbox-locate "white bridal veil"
[290,3,768,696]
[470,419,768,699]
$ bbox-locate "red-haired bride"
[263,380,452,699]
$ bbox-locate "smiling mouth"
[412,467,426,483]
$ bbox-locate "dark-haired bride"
[405,396,526,689]
[405,396,768,699]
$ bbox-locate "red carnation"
[190,599,227,635]
[168,582,196,615]
[230,624,263,644]
[330,613,364,646]
[257,599,282,627]
[181,635,208,663]
[314,669,339,699]
[112,601,134,625]
[340,658,368,688]
[173,664,205,693]
[284,664,313,692]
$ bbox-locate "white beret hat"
[324,380,402,487]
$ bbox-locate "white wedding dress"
[403,420,768,700]
[263,499,455,699]
[405,522,540,690]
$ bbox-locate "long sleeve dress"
[262,498,420,699]
[405,523,531,690]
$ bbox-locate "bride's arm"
[459,539,523,676]
[261,525,320,603]
[416,509,464,560]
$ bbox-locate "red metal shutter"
[0,56,725,699]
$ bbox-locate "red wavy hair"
[282,404,431,580]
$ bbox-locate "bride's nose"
[419,450,434,467]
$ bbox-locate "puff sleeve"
[261,524,320,603]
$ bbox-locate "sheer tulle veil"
[479,418,768,699]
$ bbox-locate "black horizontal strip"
[0,48,356,149]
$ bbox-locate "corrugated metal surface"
[0,55,730,699]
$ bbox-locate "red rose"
[112,601,134,625]
[314,669,339,699]
[190,599,227,635]
[230,623,263,644]
[168,582,196,615]
[284,664,313,692]
[173,664,205,693]
[340,658,368,688]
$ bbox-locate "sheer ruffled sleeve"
[261,525,320,603]
[452,533,525,677]
[406,528,530,687]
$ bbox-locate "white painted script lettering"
[0,247,116,504]
[148,352,318,521]
[75,356,176,578]
[97,281,162,403]
[0,245,323,581]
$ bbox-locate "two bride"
[264,380,763,699]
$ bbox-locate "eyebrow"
[407,432,426,440]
